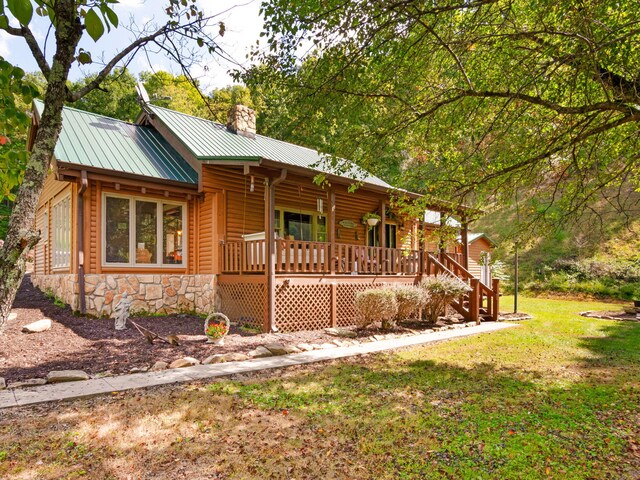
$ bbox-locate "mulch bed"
[1,275,459,383]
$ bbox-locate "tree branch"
[0,25,51,77]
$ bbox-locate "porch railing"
[222,239,422,275]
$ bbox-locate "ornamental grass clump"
[421,274,471,323]
[354,288,398,330]
[392,285,427,321]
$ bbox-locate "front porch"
[217,239,500,332]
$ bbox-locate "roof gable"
[143,104,393,189]
[34,100,198,185]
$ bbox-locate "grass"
[0,296,638,479]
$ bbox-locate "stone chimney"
[226,104,256,139]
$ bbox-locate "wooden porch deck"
[217,240,500,332]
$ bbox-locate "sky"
[0,0,264,91]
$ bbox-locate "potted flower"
[362,212,381,227]
[204,312,230,345]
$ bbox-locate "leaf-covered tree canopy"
[246,0,640,225]
[0,57,38,201]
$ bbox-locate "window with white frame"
[103,194,185,266]
[52,196,71,268]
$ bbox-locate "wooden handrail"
[222,240,423,275]
[441,253,473,281]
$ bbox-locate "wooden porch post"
[492,278,500,321]
[329,190,336,275]
[265,169,287,333]
[470,278,480,324]
[461,219,469,271]
[380,200,386,248]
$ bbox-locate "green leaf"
[77,51,92,65]
[104,6,118,28]
[6,0,33,26]
[84,8,105,42]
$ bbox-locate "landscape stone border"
[0,322,518,408]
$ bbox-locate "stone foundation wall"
[31,273,217,317]
[31,274,80,311]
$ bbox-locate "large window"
[52,196,71,268]
[103,194,185,266]
[275,208,327,241]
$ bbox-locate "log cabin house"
[30,99,498,332]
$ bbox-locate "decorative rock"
[202,354,226,365]
[319,343,338,349]
[169,357,200,369]
[9,378,47,388]
[149,361,169,371]
[297,343,315,352]
[21,319,52,333]
[324,327,358,338]
[46,370,90,383]
[331,340,346,347]
[373,335,386,341]
[8,312,17,322]
[221,352,249,362]
[248,346,273,358]
[0,377,5,390]
[264,343,300,356]
[129,367,149,374]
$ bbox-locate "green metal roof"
[145,104,393,189]
[34,100,197,185]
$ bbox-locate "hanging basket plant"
[362,212,381,228]
[204,312,230,345]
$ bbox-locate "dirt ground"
[0,276,443,383]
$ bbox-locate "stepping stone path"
[46,370,90,383]
[21,319,52,333]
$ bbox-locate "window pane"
[316,215,327,242]
[136,201,157,264]
[284,212,312,241]
[105,197,130,263]
[387,224,397,248]
[368,225,379,247]
[163,204,183,264]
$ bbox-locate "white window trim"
[51,195,71,269]
[102,192,187,268]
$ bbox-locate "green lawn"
[1,296,638,479]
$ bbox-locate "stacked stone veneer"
[31,274,80,310]
[31,274,217,317]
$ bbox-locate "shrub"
[354,288,398,329]
[392,285,427,321]
[420,274,471,323]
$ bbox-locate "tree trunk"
[0,1,82,332]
